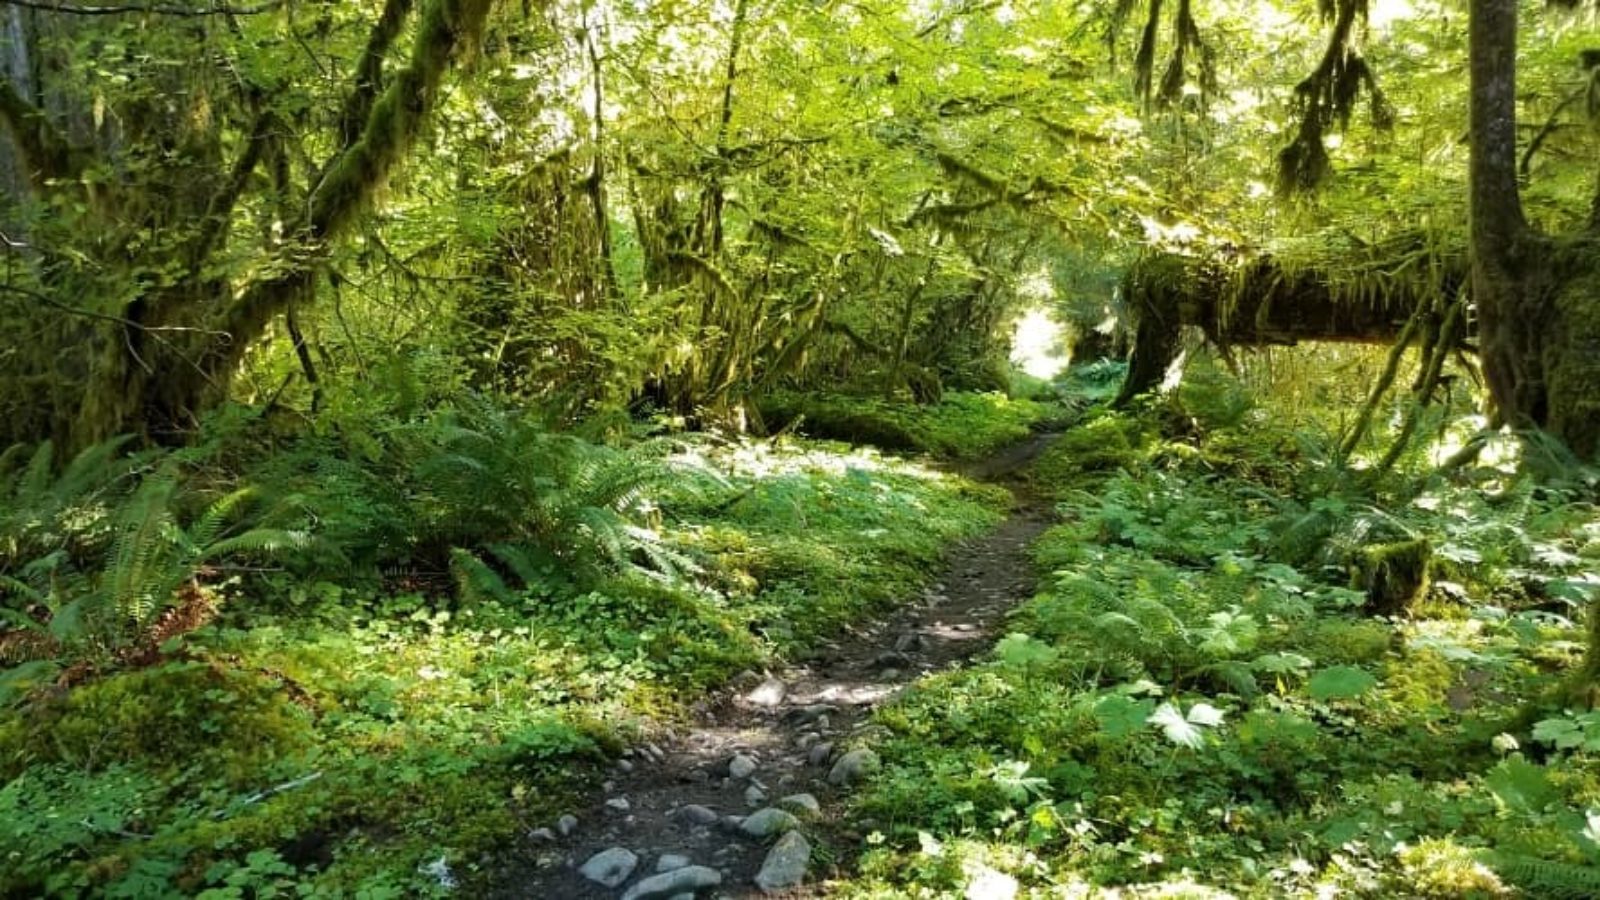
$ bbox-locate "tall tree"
[1468,0,1600,461]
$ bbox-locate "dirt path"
[503,435,1059,899]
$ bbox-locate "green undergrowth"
[758,390,1065,460]
[0,402,1007,897]
[839,383,1600,898]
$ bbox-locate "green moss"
[1352,539,1433,617]
[0,662,314,783]
[1303,617,1395,665]
[757,391,1057,460]
[1027,412,1151,492]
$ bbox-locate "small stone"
[579,847,638,888]
[728,753,758,780]
[796,731,822,750]
[606,797,631,813]
[755,831,811,893]
[616,759,635,773]
[965,866,1019,900]
[776,793,820,816]
[874,651,910,669]
[620,865,723,900]
[880,668,902,680]
[528,827,556,842]
[747,676,787,707]
[673,804,719,826]
[808,742,835,767]
[783,703,837,724]
[684,768,711,784]
[603,780,616,792]
[828,749,881,786]
[894,633,926,652]
[556,814,579,836]
[720,814,746,832]
[744,784,767,807]
[740,807,800,839]
[655,853,691,873]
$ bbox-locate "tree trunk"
[1468,0,1600,461]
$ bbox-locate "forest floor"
[503,433,1062,899]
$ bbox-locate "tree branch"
[337,0,415,145]
[1518,82,1585,179]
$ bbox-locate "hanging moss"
[1351,538,1432,617]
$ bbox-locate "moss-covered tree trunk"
[1,0,498,453]
[1470,0,1600,705]
[1468,0,1600,462]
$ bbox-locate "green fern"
[1485,853,1600,900]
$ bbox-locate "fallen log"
[1114,232,1470,404]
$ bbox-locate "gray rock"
[828,749,881,786]
[796,731,822,750]
[776,793,820,816]
[556,814,579,836]
[755,831,811,893]
[728,752,758,780]
[655,853,691,873]
[783,703,838,724]
[674,804,720,826]
[739,807,800,839]
[746,676,787,707]
[606,797,632,813]
[808,742,835,767]
[616,758,635,773]
[620,865,723,900]
[894,633,927,653]
[668,800,720,826]
[744,784,767,808]
[579,847,638,888]
[880,668,902,680]
[528,827,556,843]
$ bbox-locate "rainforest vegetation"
[2,0,1599,896]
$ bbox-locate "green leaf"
[1307,665,1377,700]
[1485,757,1556,813]
[1094,694,1155,739]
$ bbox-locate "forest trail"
[504,434,1061,899]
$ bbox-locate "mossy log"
[1351,538,1433,617]
[1114,237,1469,405]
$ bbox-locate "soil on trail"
[504,434,1060,899]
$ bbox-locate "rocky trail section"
[505,435,1060,899]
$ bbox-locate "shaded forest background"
[3,0,1600,897]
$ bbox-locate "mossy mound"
[1351,538,1433,617]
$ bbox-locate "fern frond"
[450,547,513,604]
[1485,853,1600,900]
[201,528,313,561]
